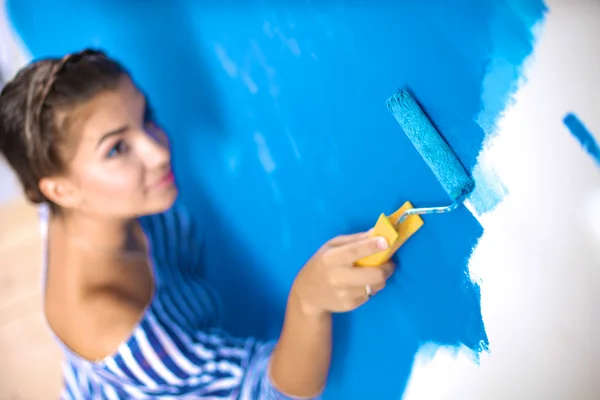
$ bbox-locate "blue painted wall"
[8,1,545,398]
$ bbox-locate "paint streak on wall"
[469,0,547,217]
[564,113,600,167]
[7,0,545,398]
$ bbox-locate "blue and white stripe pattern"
[40,204,314,399]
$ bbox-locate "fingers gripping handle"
[356,201,424,267]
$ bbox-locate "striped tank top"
[39,204,313,399]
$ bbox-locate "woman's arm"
[269,291,332,397]
[171,205,394,398]
[269,232,395,398]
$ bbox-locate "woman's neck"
[52,210,146,255]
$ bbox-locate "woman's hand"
[270,231,395,397]
[291,231,396,316]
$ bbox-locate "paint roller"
[356,89,475,267]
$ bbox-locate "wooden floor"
[0,197,62,399]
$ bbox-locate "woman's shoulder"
[45,272,153,362]
[44,221,155,363]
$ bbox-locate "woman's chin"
[145,185,178,215]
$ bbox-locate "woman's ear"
[39,176,82,209]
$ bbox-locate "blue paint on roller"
[387,90,475,202]
[564,113,600,166]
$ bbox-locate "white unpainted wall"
[404,1,600,399]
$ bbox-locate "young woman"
[0,49,395,399]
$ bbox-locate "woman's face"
[49,76,177,217]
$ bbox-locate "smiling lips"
[153,170,175,188]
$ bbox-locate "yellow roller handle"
[356,201,424,267]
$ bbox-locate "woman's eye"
[107,140,129,158]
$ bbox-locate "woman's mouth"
[154,171,175,188]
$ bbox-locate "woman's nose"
[142,125,171,167]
